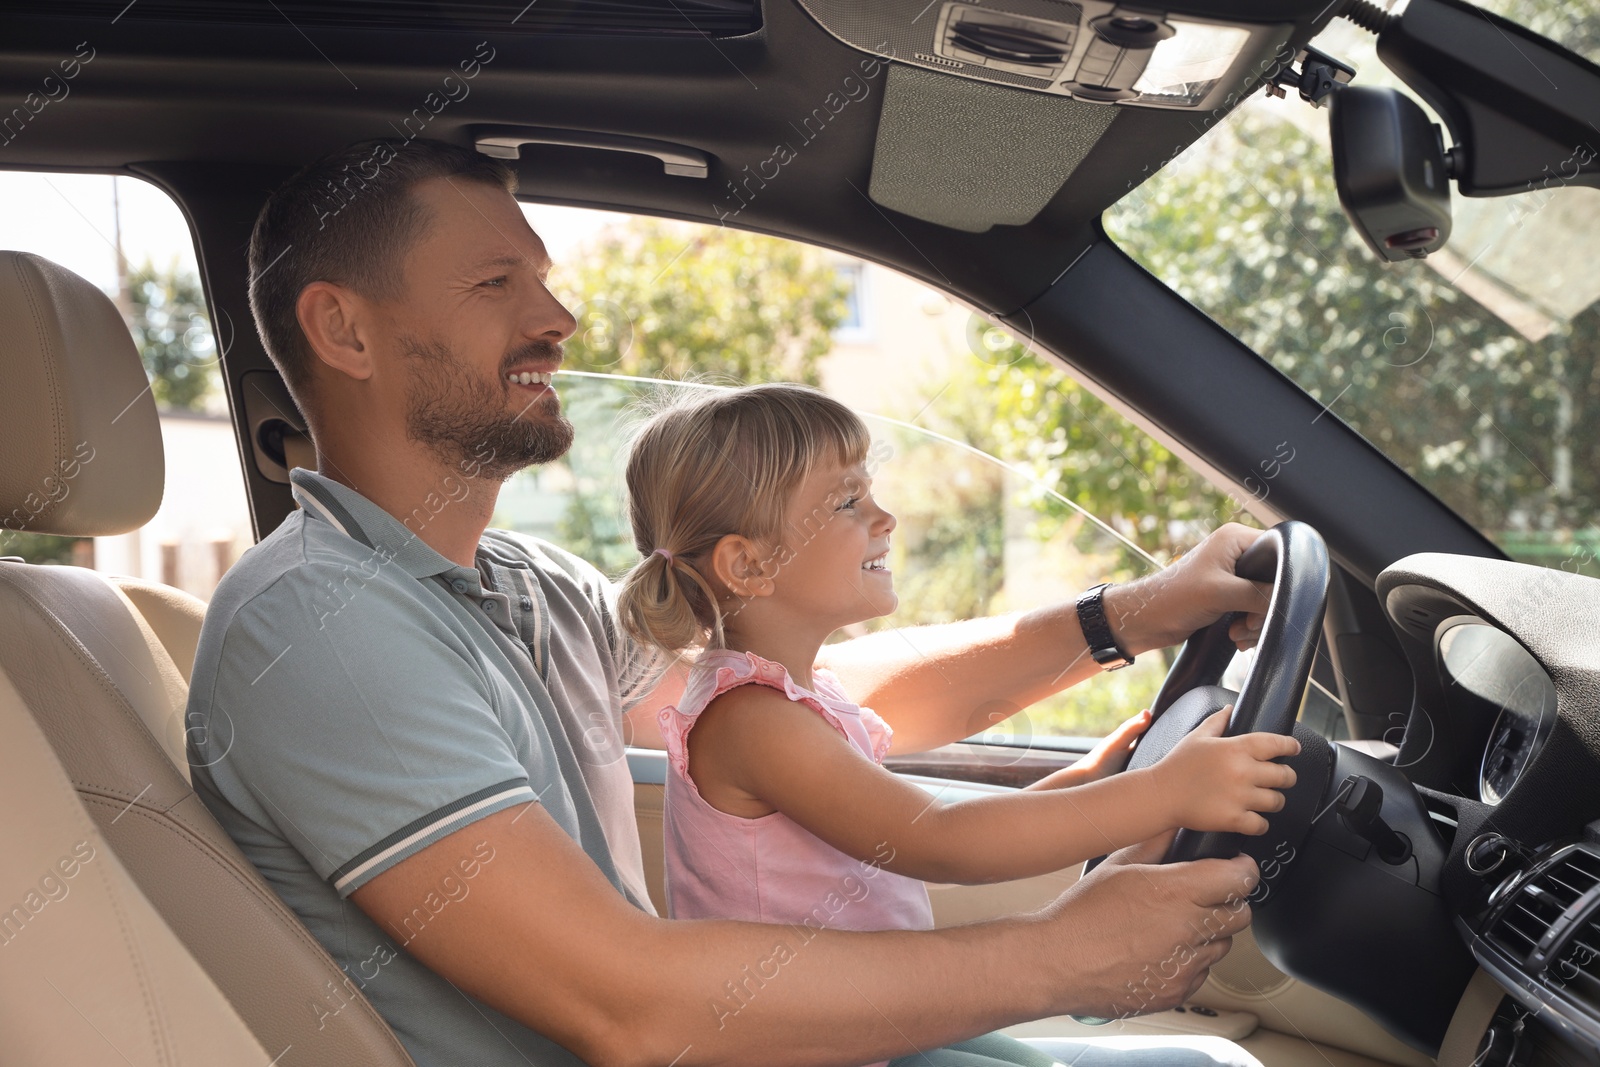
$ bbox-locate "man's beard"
[400,334,575,481]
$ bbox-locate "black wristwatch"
[1076,582,1133,670]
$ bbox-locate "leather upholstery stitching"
[10,255,68,520]
[0,568,181,808]
[9,675,173,1065]
[95,842,178,1065]
[0,569,412,1058]
[79,781,416,1056]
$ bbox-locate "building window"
[833,261,873,343]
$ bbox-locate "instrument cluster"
[1436,622,1558,805]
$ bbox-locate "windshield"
[1475,0,1600,58]
[1104,2,1600,579]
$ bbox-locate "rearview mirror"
[1329,86,1452,262]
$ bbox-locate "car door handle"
[474,126,710,178]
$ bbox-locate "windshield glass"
[1475,0,1600,60]
[1104,2,1600,578]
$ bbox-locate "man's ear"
[709,534,778,600]
[296,281,373,381]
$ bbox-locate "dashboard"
[1375,553,1600,1063]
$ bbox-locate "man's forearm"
[363,806,1061,1067]
[822,584,1157,755]
[360,805,1257,1067]
[621,912,1060,1066]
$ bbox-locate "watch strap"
[1077,582,1133,670]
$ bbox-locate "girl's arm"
[687,688,1300,885]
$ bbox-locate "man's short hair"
[247,138,516,411]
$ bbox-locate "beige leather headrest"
[0,251,164,538]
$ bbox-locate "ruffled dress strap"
[811,666,894,764]
[657,649,894,783]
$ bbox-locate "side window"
[517,203,1342,742]
[0,172,250,598]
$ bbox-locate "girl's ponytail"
[617,546,725,655]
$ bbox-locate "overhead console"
[792,0,1296,110]
[790,0,1334,233]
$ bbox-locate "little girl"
[617,383,1298,1067]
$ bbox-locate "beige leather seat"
[0,250,415,1066]
[109,576,209,685]
[0,662,270,1066]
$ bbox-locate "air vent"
[1488,846,1600,965]
[1550,910,1600,1008]
[1472,845,1600,1048]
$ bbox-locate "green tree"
[0,530,87,565]
[893,358,1218,736]
[554,220,849,385]
[914,103,1598,579]
[130,257,217,412]
[941,349,1248,564]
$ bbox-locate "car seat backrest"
[111,576,209,685]
[0,661,272,1066]
[0,250,417,1067]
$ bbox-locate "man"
[188,137,1273,1067]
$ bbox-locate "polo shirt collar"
[289,467,473,583]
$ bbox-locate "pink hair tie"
[653,547,675,564]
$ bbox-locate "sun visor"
[866,63,1117,232]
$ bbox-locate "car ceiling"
[1,0,1344,313]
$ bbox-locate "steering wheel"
[1121,520,1332,864]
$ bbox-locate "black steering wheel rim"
[1123,520,1331,863]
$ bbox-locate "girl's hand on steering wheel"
[1075,709,1153,781]
[1151,707,1301,835]
[1027,710,1152,790]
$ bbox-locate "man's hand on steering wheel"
[1046,831,1261,1018]
[1107,523,1276,655]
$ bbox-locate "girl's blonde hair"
[617,383,871,654]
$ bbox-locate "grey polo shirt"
[187,467,662,1067]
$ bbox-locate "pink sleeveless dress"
[658,649,935,935]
